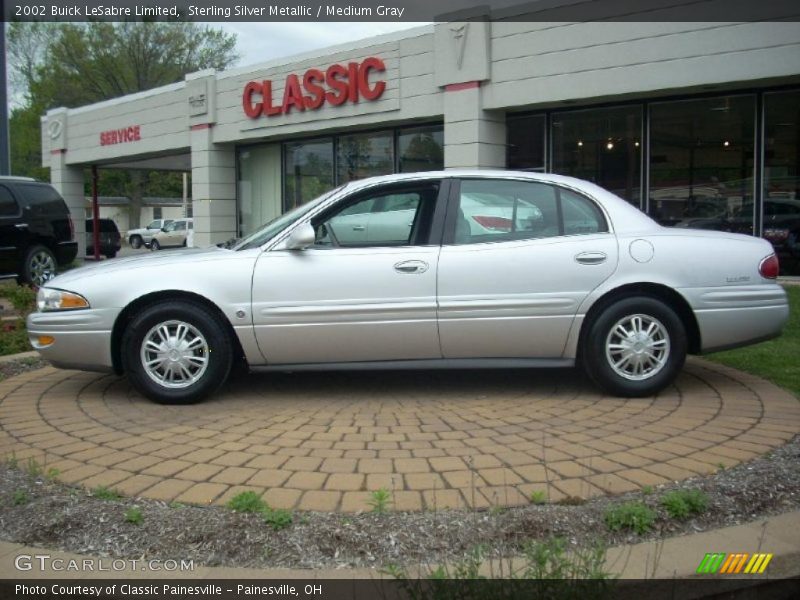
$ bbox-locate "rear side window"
[17,184,67,216]
[0,185,19,217]
[454,179,607,245]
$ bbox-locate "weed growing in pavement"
[125,506,144,525]
[227,491,267,513]
[604,501,656,535]
[263,507,293,531]
[641,485,654,495]
[168,501,187,509]
[660,489,709,520]
[12,490,29,506]
[91,486,122,501]
[529,490,547,505]
[6,454,18,470]
[25,457,43,478]
[368,487,393,514]
[45,468,59,481]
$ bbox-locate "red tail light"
[759,254,779,279]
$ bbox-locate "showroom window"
[280,124,443,212]
[763,90,800,225]
[551,106,642,207]
[648,95,756,229]
[398,126,444,173]
[284,138,335,211]
[337,130,394,183]
[506,115,546,172]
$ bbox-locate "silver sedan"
[28,171,789,404]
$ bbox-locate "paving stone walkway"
[0,359,797,512]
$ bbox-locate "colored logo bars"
[697,553,773,574]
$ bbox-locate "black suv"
[86,218,121,259]
[0,177,78,286]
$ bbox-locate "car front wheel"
[129,235,143,249]
[582,296,686,397]
[122,300,233,404]
[150,239,161,250]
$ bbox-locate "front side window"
[454,179,606,245]
[313,184,439,248]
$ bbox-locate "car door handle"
[394,260,429,274]
[352,225,365,231]
[575,251,607,265]
[15,223,28,229]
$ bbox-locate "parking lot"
[0,358,797,512]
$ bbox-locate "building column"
[190,126,236,247]
[443,83,506,169]
[186,69,236,247]
[46,108,86,258]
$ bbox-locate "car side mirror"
[285,223,315,250]
[161,227,168,232]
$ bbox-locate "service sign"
[242,57,386,118]
[99,125,142,146]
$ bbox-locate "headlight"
[36,288,90,311]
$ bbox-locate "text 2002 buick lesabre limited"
[28,171,789,404]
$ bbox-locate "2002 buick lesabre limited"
[28,171,789,404]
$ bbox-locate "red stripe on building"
[444,81,481,92]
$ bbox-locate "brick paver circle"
[0,358,798,512]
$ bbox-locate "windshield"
[234,186,346,251]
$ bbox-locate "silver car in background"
[28,171,789,404]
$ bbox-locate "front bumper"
[27,308,117,372]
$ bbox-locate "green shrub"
[660,489,709,520]
[91,486,121,501]
[227,491,267,513]
[125,506,144,525]
[604,502,656,535]
[12,490,29,506]
[263,507,293,530]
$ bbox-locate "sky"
[214,22,429,71]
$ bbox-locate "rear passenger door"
[437,178,618,359]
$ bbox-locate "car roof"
[0,176,37,182]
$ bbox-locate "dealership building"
[41,18,800,252]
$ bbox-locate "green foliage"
[604,502,656,535]
[0,285,37,317]
[529,490,547,505]
[12,490,30,506]
[641,485,654,495]
[0,320,31,356]
[710,286,800,398]
[25,457,43,478]
[227,491,267,513]
[6,455,19,470]
[125,506,144,525]
[263,507,293,531]
[660,489,709,520]
[91,486,122,501]
[368,488,393,514]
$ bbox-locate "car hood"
[46,247,231,288]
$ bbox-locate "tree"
[8,22,239,227]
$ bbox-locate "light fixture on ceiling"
[606,140,614,150]
[577,140,583,147]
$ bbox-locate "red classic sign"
[100,125,141,146]
[242,57,386,118]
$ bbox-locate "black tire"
[150,239,161,251]
[582,296,686,397]
[122,300,233,404]
[105,251,117,259]
[129,235,143,249]
[21,245,57,287]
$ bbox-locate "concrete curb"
[0,511,797,580]
[0,351,39,365]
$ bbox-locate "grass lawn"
[706,285,799,398]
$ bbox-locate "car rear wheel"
[582,296,686,397]
[150,239,161,250]
[105,251,117,259]
[122,300,233,404]
[129,235,143,249]
[21,245,57,287]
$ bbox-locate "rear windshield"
[86,219,119,233]
[17,184,68,215]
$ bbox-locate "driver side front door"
[251,180,446,365]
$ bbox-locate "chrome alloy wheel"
[605,313,670,381]
[29,251,56,286]
[140,320,209,388]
